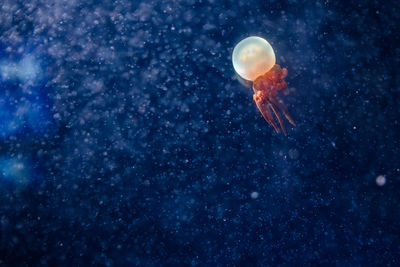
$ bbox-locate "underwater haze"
[0,0,399,265]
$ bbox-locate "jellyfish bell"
[232,36,276,81]
[234,72,253,89]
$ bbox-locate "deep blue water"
[0,0,399,265]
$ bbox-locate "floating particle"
[376,175,386,186]
[251,191,259,199]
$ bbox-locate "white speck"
[251,192,259,199]
[376,175,386,186]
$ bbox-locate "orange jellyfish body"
[232,36,296,134]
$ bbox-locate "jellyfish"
[232,36,296,134]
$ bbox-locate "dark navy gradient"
[0,0,399,265]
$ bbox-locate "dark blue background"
[0,0,399,265]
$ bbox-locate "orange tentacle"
[269,100,287,135]
[270,96,296,127]
[253,93,280,133]
[252,64,295,134]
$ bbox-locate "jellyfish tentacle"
[281,67,288,79]
[254,93,280,133]
[262,103,280,134]
[268,99,287,135]
[270,96,296,127]
[252,66,295,134]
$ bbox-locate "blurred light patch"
[0,157,35,187]
[0,53,53,139]
[0,55,42,83]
